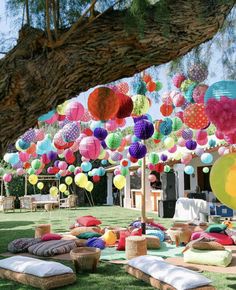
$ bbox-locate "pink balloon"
[66,102,85,121]
[41,154,50,165]
[79,136,101,160]
[36,169,42,175]
[19,152,30,162]
[58,161,68,170]
[197,138,208,146]
[17,168,25,176]
[114,168,121,175]
[59,170,67,177]
[148,163,155,171]
[3,173,12,182]
[74,167,82,175]
[45,112,58,124]
[64,149,74,160]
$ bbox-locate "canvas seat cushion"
[8,238,41,253]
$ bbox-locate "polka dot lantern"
[193,84,208,104]
[172,73,186,88]
[160,103,173,116]
[62,122,80,142]
[106,133,122,150]
[183,103,209,130]
[94,128,108,141]
[188,63,208,82]
[128,142,147,159]
[21,129,36,143]
[134,120,154,140]
[116,82,129,94]
[182,129,193,140]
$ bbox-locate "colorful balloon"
[113,174,126,190]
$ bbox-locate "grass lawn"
[0,206,234,290]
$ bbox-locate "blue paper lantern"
[201,153,213,164]
[81,161,92,172]
[205,80,236,103]
[159,118,172,136]
[184,165,194,175]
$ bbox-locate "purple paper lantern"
[129,142,147,159]
[134,120,154,140]
[94,128,108,141]
[21,129,36,143]
[47,151,58,161]
[182,129,193,140]
[101,140,107,149]
[160,154,168,162]
[62,122,80,142]
[186,140,197,150]
[133,115,149,123]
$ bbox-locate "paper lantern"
[65,101,84,121]
[184,165,194,175]
[168,145,177,153]
[16,168,25,176]
[143,74,152,83]
[201,153,213,164]
[103,230,117,245]
[131,95,149,116]
[50,186,58,197]
[172,73,186,88]
[148,174,157,182]
[160,104,173,116]
[164,137,175,149]
[115,92,133,119]
[159,118,173,136]
[134,120,154,140]
[196,130,208,141]
[16,139,30,151]
[155,163,164,173]
[172,93,185,107]
[129,142,147,159]
[106,133,122,150]
[181,153,192,165]
[59,183,67,193]
[113,174,126,190]
[149,152,159,165]
[21,129,36,143]
[193,84,208,104]
[210,153,236,209]
[85,181,94,192]
[203,167,209,173]
[147,81,156,92]
[105,120,118,132]
[79,136,101,160]
[160,154,168,162]
[62,122,80,142]
[88,87,119,121]
[116,82,129,94]
[183,103,209,130]
[172,117,183,131]
[75,173,88,188]
[81,161,92,172]
[28,174,38,185]
[93,175,100,183]
[195,148,204,156]
[188,64,208,82]
[185,140,197,150]
[94,128,107,141]
[184,83,197,103]
[164,165,171,173]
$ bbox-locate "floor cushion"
[86,237,106,249]
[77,232,102,239]
[191,232,234,245]
[8,238,41,253]
[117,229,142,251]
[70,226,101,236]
[127,255,213,290]
[28,240,76,257]
[0,256,76,289]
[144,235,160,249]
[184,249,232,267]
[41,233,62,241]
[205,224,227,233]
[192,241,225,251]
[146,230,165,242]
[225,228,236,244]
[76,215,101,227]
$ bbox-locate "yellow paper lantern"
[59,183,67,193]
[49,186,58,197]
[74,173,88,188]
[132,95,150,116]
[102,230,117,245]
[210,153,236,209]
[65,176,73,185]
[28,174,38,185]
[164,137,175,149]
[85,181,94,192]
[113,174,126,190]
[37,182,44,190]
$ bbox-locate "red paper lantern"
[88,87,120,121]
[183,103,209,130]
[147,81,156,92]
[160,104,173,117]
[143,74,152,83]
[83,128,93,136]
[155,163,164,173]
[93,175,100,183]
[115,92,133,119]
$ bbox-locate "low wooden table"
[32,201,57,211]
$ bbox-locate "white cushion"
[128,255,211,290]
[0,256,73,277]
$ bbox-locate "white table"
[32,201,58,211]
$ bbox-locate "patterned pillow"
[225,228,236,244]
[70,226,101,236]
[8,238,42,254]
[192,241,225,251]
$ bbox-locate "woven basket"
[125,236,147,260]
[70,247,101,272]
[144,235,160,249]
[35,224,51,238]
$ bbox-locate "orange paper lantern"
[143,74,152,83]
[160,104,173,116]
[147,81,157,92]
[183,103,209,130]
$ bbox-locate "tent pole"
[141,140,146,234]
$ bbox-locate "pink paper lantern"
[45,112,58,124]
[197,138,208,146]
[172,93,185,107]
[148,163,155,170]
[106,120,118,131]
[17,168,25,176]
[66,102,85,121]
[79,136,101,160]
[215,130,224,140]
[196,130,208,141]
[218,146,226,156]
[168,145,177,153]
[34,129,45,142]
[178,138,186,147]
[181,153,192,165]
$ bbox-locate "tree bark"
[0,0,235,156]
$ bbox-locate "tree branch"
[46,0,53,46]
[52,0,58,39]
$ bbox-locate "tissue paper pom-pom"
[197,138,208,146]
[143,74,152,83]
[178,137,186,147]
[133,81,147,95]
[181,153,192,165]
[94,128,108,141]
[172,73,186,88]
[116,82,129,94]
[132,95,150,116]
[88,87,119,121]
[172,117,183,131]
[134,120,154,140]
[80,109,92,122]
[160,103,173,116]
[79,136,101,160]
[172,93,185,107]
[224,132,236,145]
[65,101,84,121]
[106,133,122,150]
[184,103,209,130]
[193,84,208,104]
[175,111,184,121]
[205,96,236,135]
[201,153,213,164]
[195,148,204,156]
[115,92,133,119]
[196,130,208,141]
[215,130,224,140]
[149,152,159,164]
[160,154,168,162]
[147,81,156,92]
[159,118,173,135]
[129,142,147,159]
[21,129,36,143]
[182,128,193,140]
[188,64,208,82]
[184,83,198,103]
[155,163,164,173]
[180,79,196,93]
[185,140,197,150]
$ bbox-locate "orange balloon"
[147,81,156,92]
[160,104,173,116]
[88,87,120,121]
[26,143,36,154]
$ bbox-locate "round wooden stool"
[35,224,51,238]
[125,236,147,260]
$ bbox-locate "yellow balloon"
[65,176,73,185]
[98,149,106,160]
[64,190,70,196]
[37,182,44,190]
[59,183,67,193]
[49,186,59,197]
[85,181,94,192]
[210,153,236,209]
[28,174,38,185]
[113,175,126,190]
[74,173,88,188]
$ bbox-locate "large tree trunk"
[0,1,235,156]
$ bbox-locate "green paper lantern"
[156,81,163,91]
[106,133,122,150]
[164,165,171,173]
[132,95,149,116]
[172,117,183,131]
[152,131,163,140]
[149,152,159,165]
[138,160,142,166]
[121,167,129,176]
[203,167,209,173]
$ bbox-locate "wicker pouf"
[44,203,53,212]
[125,236,147,260]
[35,224,51,238]
[70,247,101,273]
[144,235,160,249]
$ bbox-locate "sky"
[0,1,234,124]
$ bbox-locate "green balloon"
[149,152,159,165]
[121,167,129,176]
[106,133,122,150]
[68,165,75,172]
[27,168,35,175]
[164,165,171,173]
[31,159,41,170]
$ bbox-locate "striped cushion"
[28,240,76,257]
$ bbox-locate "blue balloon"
[184,165,194,175]
[8,153,20,165]
[201,153,213,164]
[81,161,92,172]
[38,110,56,122]
[17,139,31,150]
[205,80,236,103]
[97,167,106,176]
[101,160,107,166]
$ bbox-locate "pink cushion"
[191,232,233,245]
[149,221,167,231]
[116,229,142,251]
[76,215,102,227]
[41,233,62,241]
